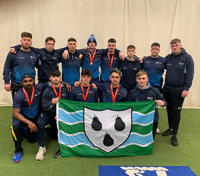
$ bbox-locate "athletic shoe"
[53,149,61,158]
[171,135,178,146]
[36,146,46,161]
[13,152,22,163]
[156,128,160,134]
[162,129,173,136]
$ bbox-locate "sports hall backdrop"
[0,0,199,107]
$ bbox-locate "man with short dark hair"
[119,45,141,92]
[11,73,47,163]
[70,69,99,102]
[141,42,165,91]
[60,38,82,86]
[98,68,127,102]
[36,70,70,160]
[3,32,38,98]
[100,38,121,82]
[128,70,165,138]
[162,38,194,146]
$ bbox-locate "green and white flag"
[57,99,156,157]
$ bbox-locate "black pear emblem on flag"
[84,107,132,152]
[91,116,102,131]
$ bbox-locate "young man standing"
[98,68,127,102]
[119,45,141,92]
[70,69,99,102]
[128,70,165,138]
[11,74,47,163]
[3,32,38,98]
[60,38,82,86]
[36,70,70,160]
[100,38,121,82]
[141,42,165,91]
[162,38,194,146]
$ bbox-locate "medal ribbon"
[81,84,90,101]
[88,49,96,64]
[51,84,62,98]
[107,52,115,69]
[110,84,119,103]
[23,87,35,108]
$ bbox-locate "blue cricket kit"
[97,82,127,102]
[3,50,38,86]
[70,84,99,102]
[13,84,47,119]
[60,50,81,86]
[100,52,121,82]
[119,56,141,92]
[141,56,165,88]
[80,49,108,79]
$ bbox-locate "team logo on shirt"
[84,107,132,152]
[53,56,57,60]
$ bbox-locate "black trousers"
[163,92,184,135]
[37,112,58,147]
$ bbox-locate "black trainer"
[171,135,178,146]
[162,129,173,136]
[53,149,61,158]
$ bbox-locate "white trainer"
[156,128,160,134]
[36,146,46,161]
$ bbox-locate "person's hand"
[28,121,38,133]
[4,84,11,91]
[10,48,16,54]
[119,52,125,60]
[155,100,165,107]
[62,50,69,59]
[91,83,97,89]
[138,56,145,63]
[65,83,72,92]
[79,54,83,60]
[55,115,57,120]
[181,90,189,97]
[52,97,59,104]
[74,81,81,87]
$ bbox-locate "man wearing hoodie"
[162,38,194,146]
[128,70,165,138]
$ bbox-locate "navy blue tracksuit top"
[119,56,141,92]
[3,50,38,86]
[164,48,194,91]
[141,56,165,88]
[70,84,99,102]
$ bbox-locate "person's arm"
[13,108,38,132]
[182,55,194,97]
[61,81,72,92]
[154,88,166,107]
[55,46,68,57]
[3,52,14,91]
[41,88,55,112]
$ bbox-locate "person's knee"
[37,113,48,128]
